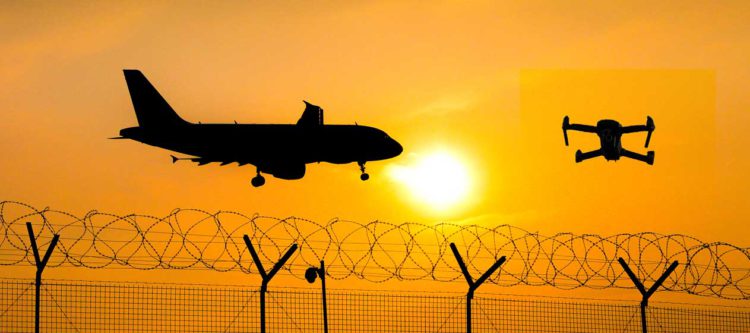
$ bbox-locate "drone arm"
[567,124,597,133]
[575,149,602,163]
[621,125,649,133]
[622,116,655,147]
[621,148,654,165]
[563,116,596,146]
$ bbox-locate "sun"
[388,150,473,214]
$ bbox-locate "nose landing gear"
[251,169,265,187]
[358,161,369,181]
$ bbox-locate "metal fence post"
[618,257,679,333]
[306,260,328,333]
[450,243,506,333]
[244,235,297,333]
[26,222,59,333]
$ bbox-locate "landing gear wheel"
[251,175,265,187]
[357,161,369,181]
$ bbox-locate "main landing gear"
[251,169,265,187]
[358,161,369,181]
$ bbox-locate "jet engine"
[264,163,306,180]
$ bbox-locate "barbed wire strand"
[1,201,749,300]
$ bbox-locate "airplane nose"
[391,139,403,157]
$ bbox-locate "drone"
[562,116,655,165]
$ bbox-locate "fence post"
[26,222,59,333]
[243,235,297,333]
[618,257,679,333]
[306,260,328,333]
[450,243,506,333]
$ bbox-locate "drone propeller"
[562,116,570,146]
[644,116,655,148]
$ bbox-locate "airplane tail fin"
[123,70,189,128]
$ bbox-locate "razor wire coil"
[1,201,749,299]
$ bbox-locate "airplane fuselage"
[118,70,402,185]
[120,123,402,178]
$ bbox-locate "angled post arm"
[266,244,298,281]
[450,243,474,286]
[472,256,506,293]
[644,260,679,303]
[618,257,679,333]
[26,223,42,266]
[618,257,647,296]
[243,235,267,280]
[243,235,298,333]
[26,222,60,333]
[450,242,507,333]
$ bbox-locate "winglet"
[297,101,324,126]
[562,116,570,146]
[170,155,178,163]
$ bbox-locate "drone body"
[563,116,655,165]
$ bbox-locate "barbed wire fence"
[2,201,749,299]
[2,200,750,332]
[2,278,749,333]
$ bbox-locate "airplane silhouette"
[114,70,403,187]
[562,116,655,165]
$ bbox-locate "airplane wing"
[297,101,324,126]
[174,155,306,179]
[194,157,221,165]
[175,156,236,166]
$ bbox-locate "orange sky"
[2,1,750,299]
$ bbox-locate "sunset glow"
[1,2,749,305]
[388,150,472,214]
